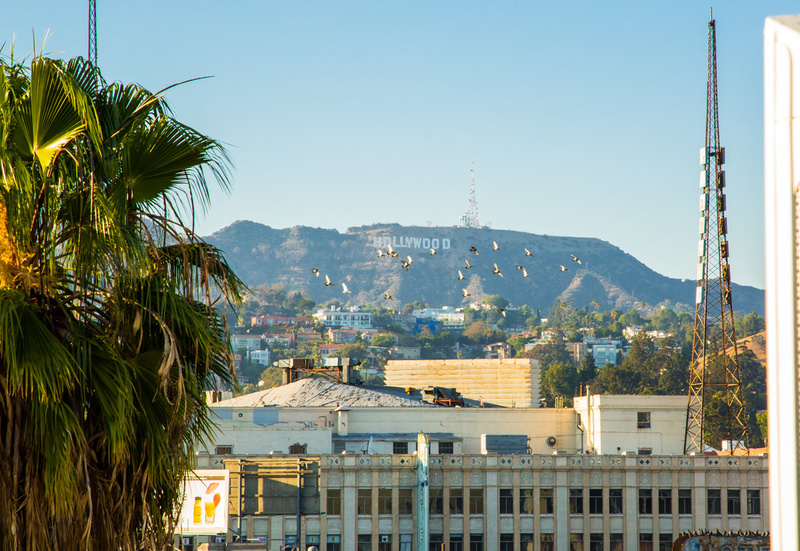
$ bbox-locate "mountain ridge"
[206,221,764,316]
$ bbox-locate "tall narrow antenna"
[88,0,97,67]
[684,16,749,454]
[458,162,480,228]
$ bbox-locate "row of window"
[304,531,748,551]
[338,532,672,551]
[327,487,761,517]
[392,441,453,454]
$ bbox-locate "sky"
[3,1,797,290]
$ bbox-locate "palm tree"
[0,54,243,550]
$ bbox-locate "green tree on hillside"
[736,312,765,339]
[0,56,242,549]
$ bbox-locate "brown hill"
[206,221,765,316]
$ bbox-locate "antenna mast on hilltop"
[88,0,97,67]
[458,162,480,228]
[684,14,749,454]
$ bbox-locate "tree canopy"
[0,55,242,549]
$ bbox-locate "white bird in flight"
[457,270,465,281]
[464,259,473,269]
[571,254,581,264]
[559,265,568,272]
[462,288,470,297]
[311,268,319,276]
[325,275,335,286]
[497,308,506,317]
[384,291,395,301]
[429,248,437,255]
[377,249,386,258]
[492,241,500,251]
[493,263,504,278]
[525,248,534,257]
[470,245,479,255]
[342,283,351,293]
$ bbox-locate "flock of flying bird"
[309,240,583,314]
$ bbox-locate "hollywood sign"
[373,235,452,250]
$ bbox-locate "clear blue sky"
[4,1,796,290]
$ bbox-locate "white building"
[413,307,466,330]
[231,334,263,352]
[314,306,373,329]
[249,349,271,367]
[192,380,769,549]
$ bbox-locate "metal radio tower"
[88,0,98,67]
[458,162,480,228]
[684,15,749,454]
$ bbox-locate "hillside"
[206,221,765,316]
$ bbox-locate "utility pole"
[684,13,749,454]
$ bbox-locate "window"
[707,489,721,515]
[499,489,514,514]
[678,489,692,515]
[469,488,484,515]
[379,534,391,551]
[393,441,408,454]
[215,445,233,455]
[333,441,346,454]
[378,488,392,514]
[589,488,603,514]
[429,534,443,551]
[470,533,483,551]
[500,534,514,551]
[520,488,534,514]
[590,533,603,551]
[569,488,584,514]
[638,448,653,456]
[610,533,623,551]
[357,489,372,515]
[609,488,623,514]
[520,533,534,551]
[658,533,672,551]
[327,535,341,551]
[430,488,443,515]
[639,533,653,551]
[400,534,412,551]
[439,441,454,454]
[639,488,652,515]
[326,488,341,515]
[450,533,463,551]
[747,489,761,515]
[541,533,555,551]
[398,488,413,515]
[637,411,651,429]
[727,489,741,515]
[307,536,320,548]
[540,488,554,514]
[658,489,672,515]
[571,533,584,551]
[358,534,371,551]
[450,488,464,515]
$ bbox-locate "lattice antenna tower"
[459,162,480,228]
[684,14,749,454]
[88,0,97,67]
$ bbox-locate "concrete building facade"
[383,359,541,408]
[195,451,768,551]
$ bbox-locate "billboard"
[178,469,229,535]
